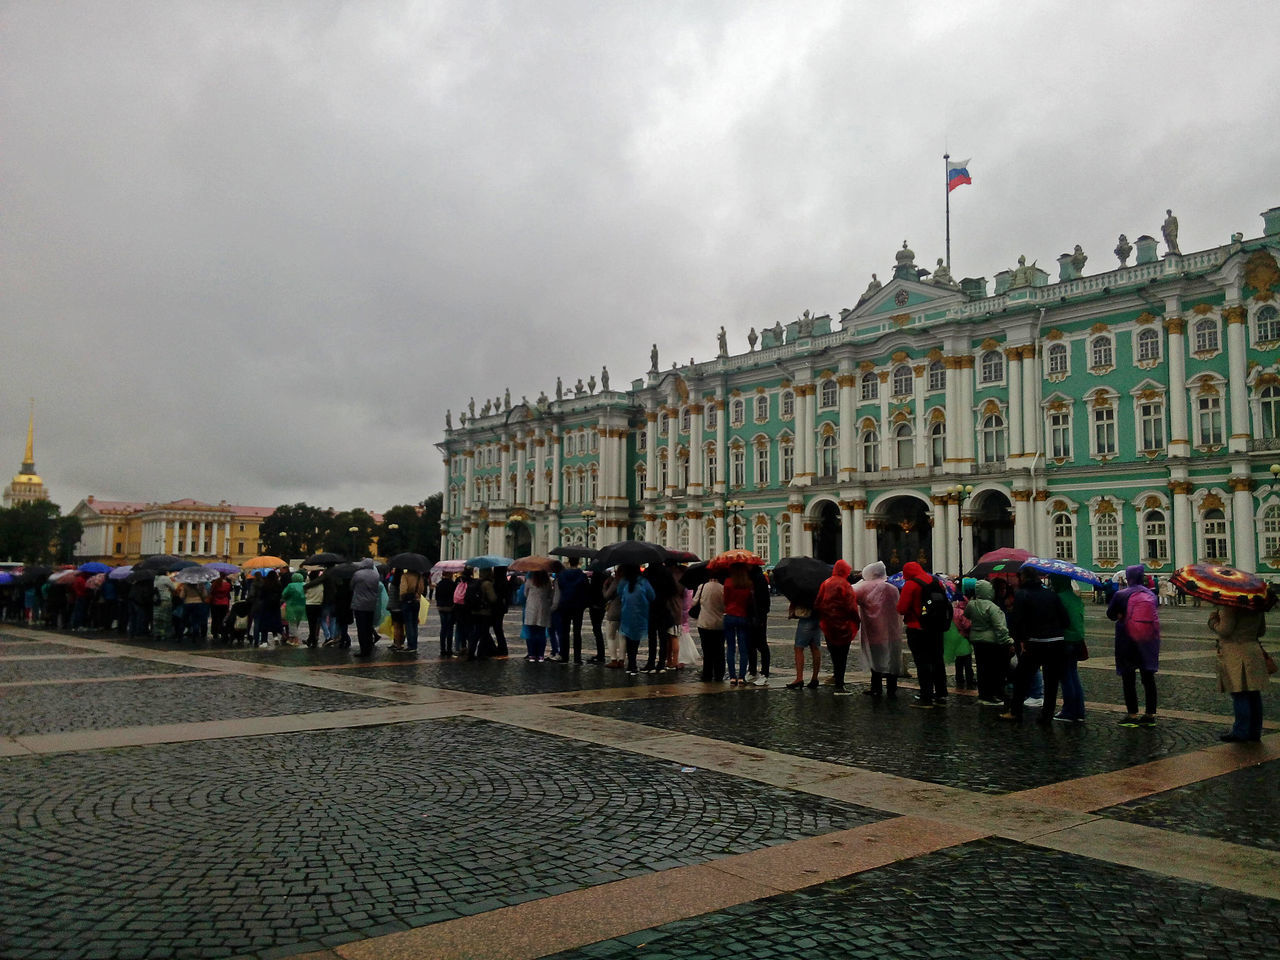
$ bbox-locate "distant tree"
[325,508,377,557]
[420,492,442,564]
[260,503,334,559]
[376,494,443,561]
[0,500,64,564]
[55,514,83,564]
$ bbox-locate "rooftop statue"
[555,377,563,401]
[1010,254,1038,288]
[445,409,452,429]
[772,320,785,343]
[503,388,511,411]
[468,397,476,418]
[587,374,596,394]
[1070,244,1087,276]
[574,378,585,397]
[717,326,728,356]
[481,399,491,417]
[650,344,659,371]
[930,258,957,287]
[1163,209,1180,255]
[1115,234,1132,266]
[747,327,758,351]
[601,366,610,390]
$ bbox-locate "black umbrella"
[549,545,599,560]
[136,555,194,573]
[678,561,714,590]
[594,540,669,569]
[302,552,345,567]
[772,556,834,607]
[125,569,158,584]
[388,552,429,572]
[325,562,360,582]
[17,565,53,586]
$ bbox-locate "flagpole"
[943,152,951,270]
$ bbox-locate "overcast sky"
[4,1,1279,515]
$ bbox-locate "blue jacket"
[618,576,655,641]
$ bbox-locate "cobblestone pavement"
[1103,760,1280,852]
[542,838,1280,960]
[0,674,389,737]
[1,718,882,960]
[2,612,1277,960]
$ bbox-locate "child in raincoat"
[944,577,976,688]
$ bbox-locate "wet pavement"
[1,602,1278,960]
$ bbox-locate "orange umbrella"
[242,555,288,571]
[707,549,765,571]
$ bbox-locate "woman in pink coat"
[854,561,903,698]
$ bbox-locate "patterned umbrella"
[707,549,766,571]
[175,565,221,584]
[85,573,107,589]
[1021,556,1104,587]
[1170,563,1274,612]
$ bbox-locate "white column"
[932,497,950,574]
[961,358,976,463]
[515,439,529,506]
[715,398,728,495]
[852,497,868,563]
[803,384,818,480]
[714,509,726,554]
[183,519,192,555]
[840,499,854,565]
[689,405,705,496]
[1226,307,1250,454]
[666,406,679,498]
[464,449,476,509]
[944,358,960,469]
[550,427,562,511]
[500,441,512,501]
[199,521,208,556]
[1171,479,1194,567]
[1232,472,1256,570]
[878,374,891,474]
[912,366,927,466]
[1013,491,1032,557]
[839,375,856,480]
[1022,346,1041,455]
[1167,314,1190,457]
[645,408,659,500]
[1007,348,1024,457]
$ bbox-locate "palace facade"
[70,497,274,564]
[436,204,1280,576]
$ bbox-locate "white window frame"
[780,390,795,420]
[1090,404,1117,458]
[1135,327,1161,363]
[1048,410,1072,460]
[979,413,1006,463]
[891,365,913,397]
[754,394,769,423]
[927,360,946,392]
[929,420,945,468]
[1051,512,1075,562]
[893,423,914,468]
[1259,503,1280,562]
[730,444,746,488]
[1142,509,1169,564]
[1195,393,1225,447]
[1136,398,1166,454]
[704,444,717,488]
[860,372,878,402]
[861,430,880,472]
[1256,383,1280,440]
[779,436,794,484]
[819,379,838,409]
[1046,342,1069,377]
[1255,304,1280,345]
[731,399,745,427]
[753,522,770,564]
[979,350,1004,385]
[1202,508,1229,562]
[1193,316,1221,354]
[819,433,838,478]
[1089,334,1114,371]
[754,442,769,487]
[1093,509,1120,565]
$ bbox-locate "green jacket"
[965,580,1011,646]
[1050,575,1085,646]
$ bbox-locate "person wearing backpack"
[897,560,951,707]
[1107,563,1161,727]
[452,569,473,658]
[1002,566,1071,724]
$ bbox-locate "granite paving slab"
[0,717,884,960]
[1101,758,1280,853]
[544,837,1280,959]
[0,656,205,684]
[0,674,390,737]
[1074,671,1280,717]
[566,690,1215,794]
[0,638,99,656]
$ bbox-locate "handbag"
[689,585,703,621]
[1076,639,1090,662]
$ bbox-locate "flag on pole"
[946,157,972,193]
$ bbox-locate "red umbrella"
[707,549,766,571]
[1170,563,1274,612]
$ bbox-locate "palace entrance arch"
[874,495,933,574]
[972,489,1014,560]
[811,499,841,564]
[506,520,533,560]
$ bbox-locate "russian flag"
[946,157,972,193]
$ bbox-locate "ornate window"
[754,442,770,487]
[892,364,913,397]
[706,404,718,430]
[637,428,647,452]
[893,423,914,469]
[754,394,769,422]
[1194,317,1220,353]
[1049,410,1072,459]
[678,521,691,554]
[979,414,1006,463]
[1256,305,1280,344]
[1047,342,1069,377]
[1089,335,1114,371]
[860,372,878,401]
[659,412,670,437]
[1094,510,1119,564]
[1052,512,1075,562]
[979,350,1004,384]
[929,421,945,468]
[928,360,946,391]
[1142,509,1169,564]
[1136,328,1161,363]
[1258,384,1280,439]
[861,429,880,472]
[779,437,795,484]
[819,433,838,478]
[819,379,838,409]
[1092,405,1117,457]
[1196,394,1224,446]
[705,444,717,488]
[730,444,745,488]
[680,407,691,433]
[1138,399,1165,453]
[778,520,793,559]
[1203,508,1229,561]
[754,522,771,564]
[730,398,745,427]
[781,390,795,419]
[658,453,669,491]
[676,451,689,488]
[1261,504,1280,562]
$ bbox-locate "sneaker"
[910,701,935,709]
[1053,714,1076,723]
[1136,714,1157,726]
[834,689,854,697]
[1117,716,1141,727]
[1023,697,1044,708]
[753,675,769,687]
[979,698,1004,706]
[626,669,637,677]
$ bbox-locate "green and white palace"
[437,204,1280,578]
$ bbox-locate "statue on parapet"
[587,374,596,394]
[1162,209,1180,255]
[481,398,491,417]
[574,378,585,397]
[797,309,814,337]
[717,326,728,356]
[930,258,957,288]
[1070,245,1087,276]
[503,388,511,411]
[650,344,659,371]
[1010,255,1038,288]
[468,397,476,418]
[555,377,564,401]
[1115,234,1132,266]
[747,327,758,351]
[445,409,452,430]
[601,366,610,390]
[772,320,785,343]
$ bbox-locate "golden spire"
[20,398,35,474]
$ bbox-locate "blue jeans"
[439,609,455,652]
[723,614,750,679]
[403,599,420,649]
[1059,658,1085,720]
[1231,690,1263,740]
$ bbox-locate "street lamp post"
[726,499,746,550]
[581,509,597,548]
[348,525,360,558]
[386,523,399,557]
[948,484,974,577]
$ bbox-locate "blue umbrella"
[77,561,112,575]
[108,565,134,580]
[465,554,514,569]
[0,571,14,584]
[1021,556,1103,587]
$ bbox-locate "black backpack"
[917,577,953,633]
[465,578,486,613]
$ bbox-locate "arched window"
[1203,508,1228,561]
[730,444,746,487]
[1136,328,1161,362]
[860,372,878,401]
[754,442,769,486]
[1090,335,1113,369]
[819,433,838,478]
[1262,504,1280,561]
[1257,305,1280,342]
[929,421,945,468]
[780,390,795,419]
[754,523,770,563]
[928,360,946,391]
[980,414,1006,463]
[1049,410,1072,459]
[894,423,914,469]
[677,451,689,488]
[706,404,718,429]
[980,350,1004,384]
[754,394,769,422]
[1052,512,1075,561]
[678,520,691,553]
[779,437,795,483]
[1092,404,1117,456]
[892,364,913,397]
[1142,509,1169,563]
[705,444,717,487]
[1047,342,1069,375]
[680,407,691,433]
[820,379,838,408]
[731,398,745,426]
[1196,393,1224,446]
[1259,384,1280,439]
[659,412,670,436]
[861,429,880,472]
[1194,317,1219,352]
[778,520,793,558]
[1095,511,1119,563]
[658,453,669,491]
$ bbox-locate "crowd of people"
[4,551,1271,743]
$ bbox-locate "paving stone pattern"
[545,838,1280,960]
[339,658,704,696]
[0,717,884,960]
[566,691,1216,794]
[0,636,99,656]
[0,674,388,737]
[0,656,204,684]
[1103,760,1280,852]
